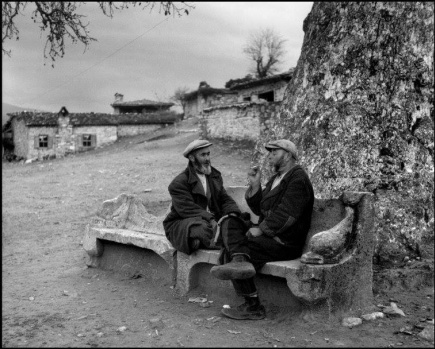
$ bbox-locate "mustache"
[194,158,211,166]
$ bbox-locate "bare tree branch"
[170,86,191,115]
[2,1,195,65]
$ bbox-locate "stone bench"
[83,194,176,284]
[83,187,375,316]
[175,187,376,315]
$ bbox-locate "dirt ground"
[2,118,434,347]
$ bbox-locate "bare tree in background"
[170,86,191,118]
[2,2,194,66]
[243,27,287,78]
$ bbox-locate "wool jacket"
[245,164,314,249]
[163,162,241,254]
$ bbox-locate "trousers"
[220,216,303,297]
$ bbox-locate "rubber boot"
[210,254,256,280]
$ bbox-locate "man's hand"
[246,226,263,238]
[210,219,218,233]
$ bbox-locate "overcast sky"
[2,2,313,114]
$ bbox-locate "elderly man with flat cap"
[163,139,243,255]
[210,139,314,320]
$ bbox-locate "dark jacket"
[163,162,241,254]
[245,165,314,249]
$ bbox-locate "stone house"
[183,82,238,119]
[229,69,293,103]
[111,93,174,114]
[199,69,294,142]
[183,70,293,120]
[8,107,178,160]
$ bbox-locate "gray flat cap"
[183,139,213,158]
[265,139,298,160]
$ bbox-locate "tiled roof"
[111,98,174,107]
[230,69,294,90]
[7,111,179,126]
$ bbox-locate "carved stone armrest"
[301,191,369,265]
[301,206,355,264]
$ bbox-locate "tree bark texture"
[254,2,434,265]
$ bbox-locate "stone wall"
[184,92,238,119]
[73,125,117,148]
[11,118,29,159]
[200,102,282,142]
[117,124,162,137]
[12,115,170,160]
[184,98,199,119]
[207,93,238,108]
[27,126,58,160]
[56,116,78,158]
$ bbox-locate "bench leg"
[175,251,197,295]
[83,225,104,267]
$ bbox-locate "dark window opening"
[258,90,274,102]
[243,96,251,102]
[39,135,48,148]
[82,134,92,147]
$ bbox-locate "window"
[82,134,92,147]
[39,135,49,148]
[243,96,251,102]
[258,90,274,102]
[80,134,96,149]
[34,134,53,149]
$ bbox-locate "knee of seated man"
[190,221,214,240]
[226,216,249,231]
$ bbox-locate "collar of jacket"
[264,165,302,198]
[186,162,221,195]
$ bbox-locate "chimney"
[58,106,69,116]
[114,93,124,102]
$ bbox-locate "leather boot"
[221,296,266,320]
[210,254,256,280]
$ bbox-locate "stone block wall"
[27,126,58,160]
[207,93,238,108]
[184,99,199,119]
[11,118,29,159]
[201,102,282,142]
[184,93,238,119]
[117,124,162,137]
[12,116,169,160]
[56,116,76,158]
[73,126,117,148]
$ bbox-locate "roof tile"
[7,111,179,126]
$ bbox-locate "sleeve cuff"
[259,221,275,237]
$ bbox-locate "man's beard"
[271,154,285,173]
[194,157,212,175]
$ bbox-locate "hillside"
[2,102,46,126]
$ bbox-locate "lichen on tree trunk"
[255,2,434,266]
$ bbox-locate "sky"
[2,2,313,114]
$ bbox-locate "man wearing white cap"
[163,139,244,255]
[211,139,314,320]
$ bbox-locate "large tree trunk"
[255,2,434,266]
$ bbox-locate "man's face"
[267,148,289,172]
[191,146,212,175]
